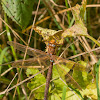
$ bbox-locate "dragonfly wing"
[11,56,50,69]
[53,55,87,71]
[7,41,49,57]
[53,56,88,90]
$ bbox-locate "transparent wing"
[7,41,88,90]
[11,56,50,69]
[53,55,87,71]
[7,41,49,57]
[53,56,88,90]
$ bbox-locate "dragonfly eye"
[48,43,55,47]
[51,44,56,47]
[50,59,54,62]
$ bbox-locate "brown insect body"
[44,39,57,100]
[6,41,87,100]
[47,40,56,55]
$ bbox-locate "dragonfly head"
[48,39,56,48]
[49,39,56,44]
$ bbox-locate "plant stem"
[86,35,100,47]
[4,14,17,60]
[4,13,21,99]
[65,0,71,24]
[96,59,100,99]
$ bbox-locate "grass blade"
[95,59,100,99]
[62,85,67,100]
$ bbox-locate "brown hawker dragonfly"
[6,41,88,100]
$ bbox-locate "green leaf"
[54,59,93,91]
[80,0,87,22]
[52,66,66,91]
[26,68,46,99]
[65,90,81,100]
[62,2,100,47]
[72,61,93,89]
[62,4,88,39]
[81,83,97,100]
[1,0,34,29]
[33,26,64,44]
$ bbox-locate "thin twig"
[86,4,100,8]
[82,36,98,63]
[24,4,100,32]
[0,17,27,45]
[0,30,6,35]
[13,0,41,99]
[60,39,79,57]
[36,4,100,25]
[67,47,100,59]
[28,77,59,100]
[0,67,49,95]
[5,73,18,95]
[1,67,13,77]
[59,78,81,100]
[78,36,98,64]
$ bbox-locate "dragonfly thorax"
[48,39,56,47]
[47,40,56,55]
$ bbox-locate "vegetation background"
[0,0,100,100]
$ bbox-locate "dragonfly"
[6,41,88,100]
